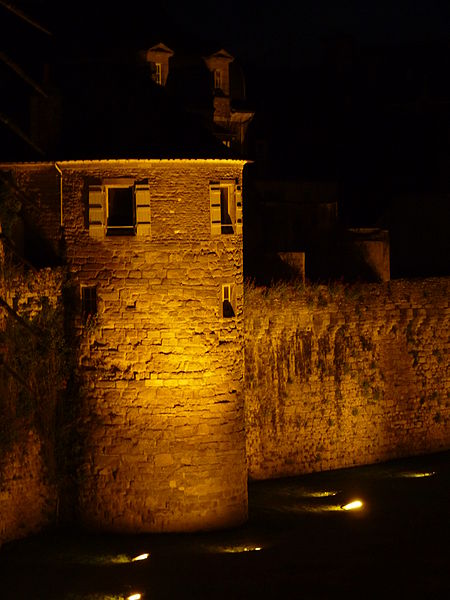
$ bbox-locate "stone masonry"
[0,267,62,546]
[1,160,449,542]
[3,159,248,533]
[245,278,450,479]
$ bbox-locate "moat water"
[1,450,449,599]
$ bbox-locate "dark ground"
[1,450,449,599]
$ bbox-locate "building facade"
[144,42,254,156]
[2,158,248,532]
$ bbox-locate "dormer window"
[153,62,162,85]
[145,43,174,87]
[214,69,222,90]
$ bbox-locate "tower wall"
[9,160,247,532]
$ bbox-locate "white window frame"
[154,62,162,85]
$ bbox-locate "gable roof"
[203,48,235,62]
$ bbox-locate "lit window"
[81,286,97,323]
[214,69,222,90]
[222,284,236,318]
[209,181,243,236]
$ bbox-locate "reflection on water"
[0,451,448,600]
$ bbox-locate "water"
[1,451,449,599]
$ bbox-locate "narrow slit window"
[222,284,235,318]
[220,186,234,234]
[81,286,97,323]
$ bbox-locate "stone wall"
[2,161,449,540]
[245,278,450,479]
[58,159,247,532]
[0,431,56,546]
[0,267,62,545]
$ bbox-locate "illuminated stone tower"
[1,40,250,533]
[5,157,248,532]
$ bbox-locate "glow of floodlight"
[132,553,149,562]
[127,594,142,600]
[216,544,263,553]
[404,471,435,478]
[341,500,363,511]
[304,490,339,498]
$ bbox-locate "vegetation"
[0,295,69,467]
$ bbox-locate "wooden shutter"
[235,185,243,235]
[210,183,222,236]
[135,183,151,236]
[88,185,105,238]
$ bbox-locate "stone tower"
[4,157,248,532]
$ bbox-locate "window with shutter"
[89,179,152,238]
[135,183,151,236]
[210,183,222,236]
[88,185,106,238]
[209,181,242,236]
[106,185,135,236]
[235,185,243,235]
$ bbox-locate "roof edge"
[0,158,252,168]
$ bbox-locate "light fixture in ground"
[341,500,363,511]
[127,594,142,600]
[212,544,263,553]
[131,553,150,562]
[303,490,339,498]
[398,471,436,478]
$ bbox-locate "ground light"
[398,471,436,478]
[211,544,264,553]
[131,553,150,562]
[341,500,364,511]
[127,594,142,600]
[302,490,339,498]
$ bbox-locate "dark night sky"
[1,0,449,277]
[166,0,450,66]
[2,0,450,66]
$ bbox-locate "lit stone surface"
[1,161,449,541]
[245,278,450,479]
[62,160,248,532]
